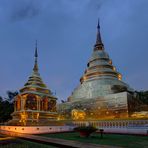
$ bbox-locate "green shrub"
[74,126,97,133]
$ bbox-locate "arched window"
[26,94,37,110]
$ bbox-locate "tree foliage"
[0,91,18,123]
[136,91,148,105]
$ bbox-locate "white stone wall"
[1,119,148,135]
[0,126,73,134]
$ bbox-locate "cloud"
[0,0,148,100]
[0,0,43,22]
[10,0,42,22]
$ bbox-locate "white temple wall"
[0,126,73,134]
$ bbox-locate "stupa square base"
[7,118,64,126]
[59,92,139,120]
[8,110,59,126]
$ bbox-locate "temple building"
[8,44,58,126]
[58,21,141,120]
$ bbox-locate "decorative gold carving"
[71,109,86,120]
[19,111,28,126]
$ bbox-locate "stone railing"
[73,119,148,128]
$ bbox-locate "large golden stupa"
[58,21,141,120]
[8,44,58,125]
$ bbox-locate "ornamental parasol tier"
[8,43,58,126]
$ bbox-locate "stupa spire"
[94,19,104,50]
[33,40,39,72]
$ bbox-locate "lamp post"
[100,129,104,139]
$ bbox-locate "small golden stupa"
[8,43,58,126]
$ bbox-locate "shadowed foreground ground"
[40,132,148,148]
[0,134,56,148]
[0,132,148,148]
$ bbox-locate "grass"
[0,134,57,148]
[40,132,148,148]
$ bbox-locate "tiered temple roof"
[80,20,122,83]
[20,43,54,98]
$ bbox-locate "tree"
[0,96,2,102]
[0,91,18,123]
[6,90,18,103]
[137,91,148,105]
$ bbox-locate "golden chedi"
[58,21,140,120]
[8,43,58,126]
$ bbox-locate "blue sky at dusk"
[0,0,148,102]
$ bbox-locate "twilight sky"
[0,0,148,102]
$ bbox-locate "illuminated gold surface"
[57,21,145,121]
[0,137,15,141]
[71,109,86,120]
[8,47,58,126]
[19,111,28,126]
[131,111,148,118]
